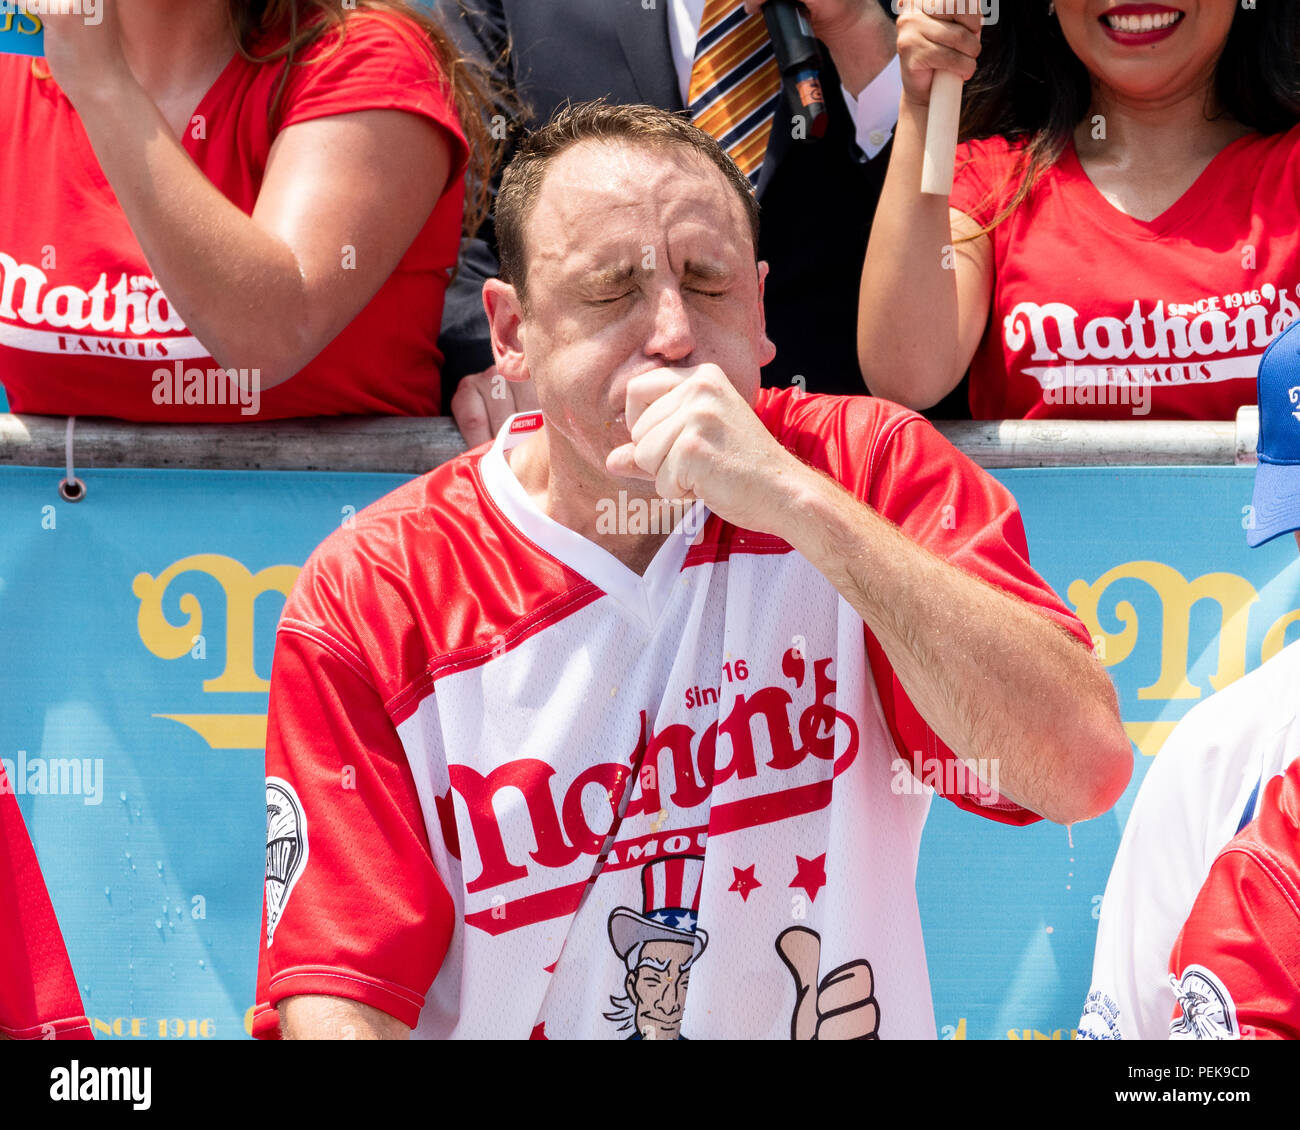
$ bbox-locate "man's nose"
[643,285,695,363]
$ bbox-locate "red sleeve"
[866,412,1094,824]
[764,389,1095,825]
[949,135,1024,228]
[1168,766,1300,1041]
[0,780,92,1040]
[277,14,468,181]
[253,618,455,1039]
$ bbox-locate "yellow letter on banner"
[132,555,300,692]
[1262,609,1300,664]
[1067,562,1257,701]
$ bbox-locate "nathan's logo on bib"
[450,648,860,937]
[265,777,309,946]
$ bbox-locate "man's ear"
[483,278,531,383]
[756,260,777,368]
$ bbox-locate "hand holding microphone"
[760,1,830,140]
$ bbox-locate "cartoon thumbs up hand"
[775,927,880,1040]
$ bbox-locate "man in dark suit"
[439,0,911,442]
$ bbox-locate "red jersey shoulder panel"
[1170,759,1300,1039]
[755,388,1093,824]
[280,448,596,717]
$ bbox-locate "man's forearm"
[279,995,411,1040]
[773,466,1132,824]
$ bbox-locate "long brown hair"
[228,0,504,237]
[959,4,1300,237]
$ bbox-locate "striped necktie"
[687,0,782,186]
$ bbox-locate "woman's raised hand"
[895,0,982,107]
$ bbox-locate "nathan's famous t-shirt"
[0,15,467,421]
[252,386,1095,1040]
[950,125,1300,420]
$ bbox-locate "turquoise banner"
[2,462,1296,1039]
[0,10,44,56]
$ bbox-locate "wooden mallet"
[921,69,963,196]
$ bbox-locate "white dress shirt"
[666,0,902,161]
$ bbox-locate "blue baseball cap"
[1249,318,1300,548]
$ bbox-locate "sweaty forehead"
[525,140,753,270]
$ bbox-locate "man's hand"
[742,0,897,98]
[605,365,807,534]
[451,366,539,447]
[776,927,880,1040]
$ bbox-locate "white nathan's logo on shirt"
[265,777,309,947]
[1169,964,1239,1040]
[0,252,206,359]
[1004,290,1299,394]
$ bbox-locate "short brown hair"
[495,100,762,305]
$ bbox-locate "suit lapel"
[612,0,683,111]
[756,99,793,198]
[756,50,854,198]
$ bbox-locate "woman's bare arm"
[43,10,453,390]
[857,5,993,408]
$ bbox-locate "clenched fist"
[605,364,809,536]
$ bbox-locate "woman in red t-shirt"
[859,2,1300,421]
[0,0,500,421]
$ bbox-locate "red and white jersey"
[1080,641,1300,1040]
[1168,756,1300,1040]
[0,769,92,1040]
[253,387,1092,1040]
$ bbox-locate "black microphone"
[762,1,829,140]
